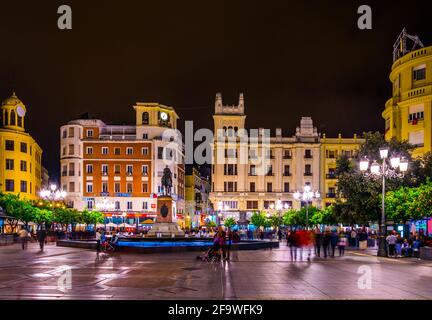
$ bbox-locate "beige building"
[209,93,363,222]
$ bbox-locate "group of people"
[18,226,48,251]
[285,229,350,261]
[95,229,119,253]
[385,231,424,258]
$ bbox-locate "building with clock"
[209,93,363,223]
[60,102,185,226]
[0,92,43,200]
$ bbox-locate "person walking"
[337,231,347,256]
[314,228,323,257]
[330,229,338,257]
[322,229,331,258]
[95,228,102,254]
[350,228,358,247]
[18,228,30,250]
[37,227,47,251]
[287,230,298,261]
[386,232,397,258]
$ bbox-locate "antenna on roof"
[393,28,424,62]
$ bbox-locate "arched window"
[142,112,149,125]
[18,115,23,127]
[222,126,227,135]
[10,109,16,126]
[234,127,238,135]
[3,110,7,126]
[228,126,233,136]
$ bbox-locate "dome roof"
[2,92,23,106]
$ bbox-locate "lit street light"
[39,184,67,231]
[360,147,408,257]
[293,185,320,230]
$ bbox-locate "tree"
[250,211,267,229]
[223,217,236,229]
[206,220,217,228]
[269,214,283,229]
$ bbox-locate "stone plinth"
[147,196,184,237]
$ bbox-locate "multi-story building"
[184,166,212,229]
[0,92,43,200]
[209,93,363,222]
[60,102,185,225]
[383,29,432,158]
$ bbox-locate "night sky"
[1,0,432,181]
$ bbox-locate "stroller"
[196,245,221,263]
[101,238,116,252]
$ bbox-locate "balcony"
[101,171,108,176]
[326,173,337,179]
[304,154,313,159]
[61,171,67,177]
[68,171,75,177]
[283,155,292,159]
[304,172,312,176]
[326,193,337,198]
[283,172,291,176]
[142,172,148,176]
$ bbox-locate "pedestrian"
[95,228,102,254]
[277,228,283,241]
[395,234,403,258]
[322,229,331,258]
[314,228,323,257]
[350,228,357,247]
[18,228,30,250]
[225,229,232,261]
[330,229,338,257]
[37,227,47,251]
[386,232,397,258]
[337,231,347,256]
[287,230,298,261]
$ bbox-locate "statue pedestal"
[147,196,184,237]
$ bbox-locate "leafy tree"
[206,220,217,228]
[269,214,283,228]
[223,217,236,229]
[250,211,267,228]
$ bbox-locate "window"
[114,182,121,193]
[413,66,426,81]
[62,146,66,156]
[305,164,312,175]
[266,165,273,176]
[142,112,149,125]
[115,201,120,210]
[264,201,275,209]
[267,182,272,192]
[224,164,237,175]
[101,147,108,155]
[6,159,14,170]
[86,147,93,155]
[86,164,93,174]
[5,140,14,151]
[225,148,237,158]
[158,147,164,159]
[68,144,74,155]
[326,150,336,159]
[126,147,133,155]
[69,181,75,193]
[69,162,75,176]
[305,149,312,158]
[223,181,237,192]
[126,165,133,175]
[247,200,258,210]
[127,201,133,210]
[101,164,108,175]
[102,182,108,193]
[283,149,291,159]
[62,130,67,138]
[68,127,74,138]
[114,147,121,155]
[409,111,424,123]
[250,182,256,192]
[86,182,93,193]
[20,160,27,172]
[20,142,27,153]
[126,183,133,193]
[5,179,14,192]
[142,165,148,175]
[142,202,148,210]
[284,165,290,176]
[87,201,94,210]
[223,201,238,209]
[249,165,256,176]
[141,147,148,155]
[142,183,148,193]
[20,181,27,193]
[284,182,290,193]
[409,130,424,147]
[142,133,148,139]
[87,129,94,137]
[114,164,121,174]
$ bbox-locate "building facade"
[0,93,43,200]
[383,30,432,158]
[60,102,185,225]
[209,93,363,222]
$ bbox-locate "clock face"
[16,105,26,117]
[160,112,168,121]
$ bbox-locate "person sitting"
[402,238,411,257]
[412,236,422,259]
[110,232,119,251]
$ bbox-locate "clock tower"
[1,92,27,132]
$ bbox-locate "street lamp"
[39,184,67,231]
[95,198,115,230]
[359,148,408,257]
[293,185,320,230]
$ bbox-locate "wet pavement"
[0,242,432,300]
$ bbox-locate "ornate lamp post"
[359,148,408,257]
[40,184,67,231]
[293,185,320,230]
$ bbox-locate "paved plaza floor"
[0,242,431,300]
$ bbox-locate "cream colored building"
[209,93,363,222]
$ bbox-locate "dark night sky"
[1,0,432,181]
